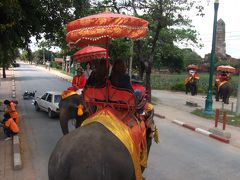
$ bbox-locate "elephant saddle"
[81,107,148,180]
[184,75,193,85]
[61,89,77,100]
[184,73,199,85]
[218,81,228,91]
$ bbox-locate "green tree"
[103,0,205,100]
[181,48,202,68]
[0,0,92,77]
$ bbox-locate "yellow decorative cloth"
[144,102,154,113]
[218,81,227,91]
[82,107,142,180]
[61,90,77,100]
[184,76,192,85]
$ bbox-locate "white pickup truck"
[34,91,61,118]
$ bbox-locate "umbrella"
[66,11,148,68]
[66,12,149,48]
[217,65,236,73]
[187,64,198,70]
[72,46,107,63]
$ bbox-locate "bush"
[171,82,185,91]
[50,61,61,69]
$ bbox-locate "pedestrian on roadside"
[4,99,20,125]
[0,113,19,140]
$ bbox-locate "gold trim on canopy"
[66,12,149,48]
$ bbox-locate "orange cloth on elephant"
[184,73,199,85]
[6,102,20,125]
[72,75,86,91]
[216,74,230,89]
[193,72,200,80]
[4,117,19,133]
[215,77,221,87]
[184,75,193,85]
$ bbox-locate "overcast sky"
[189,0,240,58]
[30,0,240,59]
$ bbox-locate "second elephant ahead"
[215,81,232,104]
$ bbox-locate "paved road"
[15,63,240,180]
[14,64,71,180]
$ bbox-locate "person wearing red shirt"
[71,67,87,91]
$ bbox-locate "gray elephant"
[59,94,89,135]
[48,107,155,180]
[215,81,232,104]
[49,122,136,180]
[185,77,199,96]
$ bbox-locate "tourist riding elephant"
[215,81,232,104]
[59,94,89,135]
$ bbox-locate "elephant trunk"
[60,109,69,135]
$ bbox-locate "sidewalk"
[0,68,15,178]
[33,63,240,148]
[152,90,240,148]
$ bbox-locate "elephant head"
[59,94,88,135]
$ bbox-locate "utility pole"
[43,48,45,63]
[129,40,133,79]
[204,0,219,114]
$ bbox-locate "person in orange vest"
[0,113,19,140]
[70,67,87,93]
[4,99,20,125]
[184,69,200,95]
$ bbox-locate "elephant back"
[48,121,136,180]
[219,81,232,93]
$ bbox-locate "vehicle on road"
[34,91,61,118]
[23,91,36,100]
[12,62,20,67]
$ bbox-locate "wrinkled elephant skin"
[48,123,135,180]
[216,82,232,104]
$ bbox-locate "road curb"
[11,68,22,170]
[154,113,165,119]
[172,120,230,144]
[13,135,22,170]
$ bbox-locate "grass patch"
[151,73,239,96]
[192,108,240,127]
